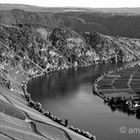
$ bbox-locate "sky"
[0,0,140,8]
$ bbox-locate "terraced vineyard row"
[97,65,140,97]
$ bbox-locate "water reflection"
[27,63,140,140]
[28,63,119,100]
[106,102,140,119]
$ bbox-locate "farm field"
[97,65,140,97]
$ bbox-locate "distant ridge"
[0,4,140,38]
[0,4,140,14]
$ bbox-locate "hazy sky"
[0,0,140,8]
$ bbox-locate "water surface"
[28,63,140,140]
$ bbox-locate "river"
[27,63,140,140]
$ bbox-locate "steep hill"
[0,24,140,75]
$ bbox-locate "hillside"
[0,24,140,74]
[0,23,140,92]
[1,7,140,38]
[0,23,140,139]
[1,5,140,140]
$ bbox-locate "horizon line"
[1,3,140,9]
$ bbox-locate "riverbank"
[93,61,140,118]
[22,60,123,139]
[0,57,139,140]
[0,48,128,140]
[23,65,97,140]
[21,60,138,140]
[1,16,140,140]
[0,63,96,139]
